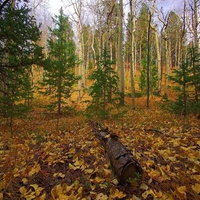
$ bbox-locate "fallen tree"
[89,121,142,184]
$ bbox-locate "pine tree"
[0,2,43,128]
[87,49,120,119]
[169,47,200,115]
[41,8,80,115]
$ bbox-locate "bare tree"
[129,0,137,109]
[117,0,124,105]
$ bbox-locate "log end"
[120,161,142,184]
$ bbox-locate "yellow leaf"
[0,180,6,190]
[111,178,119,185]
[69,163,79,170]
[63,183,73,193]
[30,184,39,190]
[51,184,63,200]
[103,168,111,176]
[22,178,28,184]
[191,175,200,182]
[145,160,154,167]
[94,176,105,183]
[19,186,27,196]
[140,183,148,190]
[148,170,160,179]
[90,184,96,191]
[132,194,140,200]
[28,163,40,176]
[158,166,170,181]
[69,147,76,154]
[142,189,155,199]
[192,183,200,194]
[32,185,44,197]
[105,134,110,138]
[53,173,65,178]
[35,192,46,200]
[109,188,126,199]
[85,169,94,174]
[24,193,36,200]
[174,186,186,200]
[0,193,3,200]
[46,156,54,165]
[77,186,83,196]
[96,193,108,200]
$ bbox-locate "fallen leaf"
[22,178,28,184]
[28,163,40,176]
[140,183,148,190]
[51,184,62,200]
[142,189,155,199]
[0,193,3,200]
[94,176,105,183]
[174,186,187,199]
[36,192,46,200]
[111,178,119,185]
[109,188,126,199]
[19,186,27,196]
[96,193,108,200]
[192,183,200,194]
[132,194,141,200]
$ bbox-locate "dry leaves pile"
[0,97,200,199]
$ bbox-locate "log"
[89,121,142,184]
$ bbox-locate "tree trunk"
[73,0,85,101]
[129,0,136,109]
[194,0,199,48]
[147,11,151,108]
[89,121,142,184]
[164,37,169,96]
[117,0,124,105]
[151,25,162,94]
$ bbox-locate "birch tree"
[117,0,124,105]
[129,0,137,109]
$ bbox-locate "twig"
[144,128,181,138]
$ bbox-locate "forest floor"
[0,96,200,200]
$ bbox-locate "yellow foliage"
[28,163,40,176]
[109,188,126,199]
[174,186,187,200]
[192,183,200,194]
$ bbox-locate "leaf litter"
[0,98,200,199]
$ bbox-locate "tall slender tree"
[0,2,43,128]
[117,0,124,105]
[41,8,80,114]
[129,0,137,109]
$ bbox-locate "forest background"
[0,0,200,199]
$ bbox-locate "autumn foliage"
[0,97,200,200]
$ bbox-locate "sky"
[49,0,62,15]
[48,0,184,16]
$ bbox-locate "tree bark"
[147,11,151,108]
[164,36,169,96]
[129,0,136,109]
[117,0,125,105]
[151,25,162,94]
[89,121,142,184]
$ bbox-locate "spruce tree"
[87,49,120,119]
[169,47,200,115]
[41,8,79,114]
[0,2,43,127]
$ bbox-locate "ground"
[0,96,200,200]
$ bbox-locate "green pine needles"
[40,8,80,115]
[0,2,43,128]
[169,47,200,115]
[86,49,120,119]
